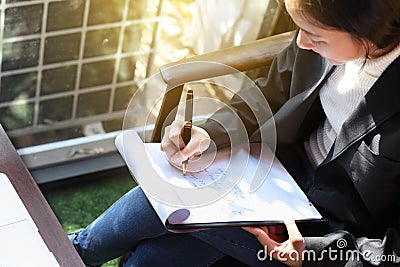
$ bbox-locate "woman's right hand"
[160,120,211,169]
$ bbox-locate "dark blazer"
[201,34,400,266]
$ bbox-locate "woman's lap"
[71,186,169,265]
[71,185,285,267]
[124,229,286,267]
[123,233,226,266]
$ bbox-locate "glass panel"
[80,60,115,88]
[0,72,37,102]
[113,85,138,112]
[2,39,40,71]
[0,103,34,131]
[44,33,81,64]
[88,0,124,25]
[4,4,43,38]
[41,66,77,95]
[38,96,73,125]
[77,89,111,118]
[84,28,120,58]
[128,0,148,20]
[47,1,84,31]
[123,24,149,53]
[118,56,137,82]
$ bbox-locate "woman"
[69,0,400,266]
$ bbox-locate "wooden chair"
[141,30,294,266]
[150,30,294,143]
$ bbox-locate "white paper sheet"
[0,220,60,267]
[0,173,59,266]
[115,130,322,229]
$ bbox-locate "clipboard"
[115,130,324,232]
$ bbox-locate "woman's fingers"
[243,222,304,267]
[171,126,211,165]
[160,121,211,167]
[284,220,304,251]
[267,224,286,242]
[169,120,186,149]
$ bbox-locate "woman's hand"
[243,220,304,267]
[161,120,211,169]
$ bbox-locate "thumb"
[284,220,304,249]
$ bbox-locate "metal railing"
[0,0,163,143]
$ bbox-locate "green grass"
[40,167,137,267]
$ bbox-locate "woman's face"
[285,0,368,65]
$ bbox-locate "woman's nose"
[296,30,313,50]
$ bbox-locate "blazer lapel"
[272,60,334,144]
[330,56,400,160]
[252,60,334,145]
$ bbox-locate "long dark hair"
[292,0,400,49]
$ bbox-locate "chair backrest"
[150,30,295,142]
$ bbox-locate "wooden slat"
[0,124,85,267]
[159,31,294,86]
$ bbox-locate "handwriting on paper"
[182,167,226,188]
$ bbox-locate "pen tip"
[182,163,187,175]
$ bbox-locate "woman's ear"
[361,39,376,59]
[364,39,398,59]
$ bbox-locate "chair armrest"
[151,30,295,142]
[160,30,295,86]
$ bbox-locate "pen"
[181,89,193,175]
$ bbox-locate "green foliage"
[41,168,136,267]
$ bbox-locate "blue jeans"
[70,186,286,267]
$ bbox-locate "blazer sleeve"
[199,33,299,148]
[303,226,400,266]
